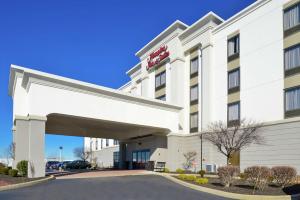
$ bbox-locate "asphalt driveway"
[0,175,230,200]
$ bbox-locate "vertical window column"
[189,48,199,133]
[227,31,241,126]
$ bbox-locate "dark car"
[46,161,60,170]
[66,160,91,169]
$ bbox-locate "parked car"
[46,161,60,170]
[65,160,91,169]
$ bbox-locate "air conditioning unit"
[205,164,217,173]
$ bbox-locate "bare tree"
[3,142,15,166]
[203,119,264,165]
[183,151,197,170]
[73,147,91,162]
[8,142,15,160]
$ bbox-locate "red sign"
[147,45,170,70]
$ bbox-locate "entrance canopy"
[9,65,182,178]
[9,65,182,139]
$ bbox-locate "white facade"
[9,0,300,177]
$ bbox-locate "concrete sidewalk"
[56,170,153,179]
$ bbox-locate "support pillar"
[13,115,46,178]
[118,142,126,169]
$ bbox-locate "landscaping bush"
[178,174,187,180]
[272,166,297,188]
[185,175,197,181]
[195,178,209,185]
[244,166,272,193]
[239,173,246,180]
[217,166,239,187]
[0,162,5,168]
[3,167,9,175]
[176,168,185,174]
[8,169,18,177]
[0,164,5,174]
[198,170,206,178]
[164,168,170,173]
[178,174,196,181]
[17,160,28,177]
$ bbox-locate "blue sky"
[0,0,255,160]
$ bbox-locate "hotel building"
[9,0,300,177]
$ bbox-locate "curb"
[0,175,55,192]
[158,173,299,200]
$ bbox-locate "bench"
[154,162,166,172]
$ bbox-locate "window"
[190,57,198,76]
[284,3,300,31]
[155,71,166,89]
[285,87,300,117]
[95,139,98,150]
[228,102,240,125]
[284,45,300,75]
[100,139,103,149]
[106,139,109,147]
[113,152,119,163]
[228,35,240,59]
[190,85,198,103]
[190,113,198,132]
[113,140,119,146]
[156,95,166,101]
[228,69,240,93]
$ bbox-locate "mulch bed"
[175,176,300,196]
[0,174,44,187]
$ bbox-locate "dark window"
[228,68,240,93]
[227,102,240,126]
[190,112,198,133]
[155,71,166,90]
[227,35,240,61]
[113,140,119,146]
[190,57,198,77]
[106,139,109,147]
[284,3,300,30]
[156,95,166,101]
[95,139,98,150]
[285,86,300,118]
[100,139,103,149]
[190,85,198,104]
[284,44,300,76]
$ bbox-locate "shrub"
[17,160,28,177]
[0,162,5,168]
[239,173,247,180]
[164,168,170,173]
[272,166,297,188]
[244,166,272,193]
[176,168,185,174]
[2,168,9,175]
[185,175,197,181]
[217,166,239,187]
[198,170,206,178]
[178,174,187,180]
[195,178,209,184]
[8,169,18,177]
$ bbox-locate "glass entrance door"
[132,150,150,169]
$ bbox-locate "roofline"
[9,64,182,111]
[179,12,224,40]
[135,20,189,57]
[126,62,141,76]
[212,0,271,34]
[118,81,131,90]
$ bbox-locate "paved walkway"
[0,175,230,200]
[56,170,152,179]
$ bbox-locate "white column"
[166,62,171,102]
[198,48,203,131]
[14,115,46,178]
